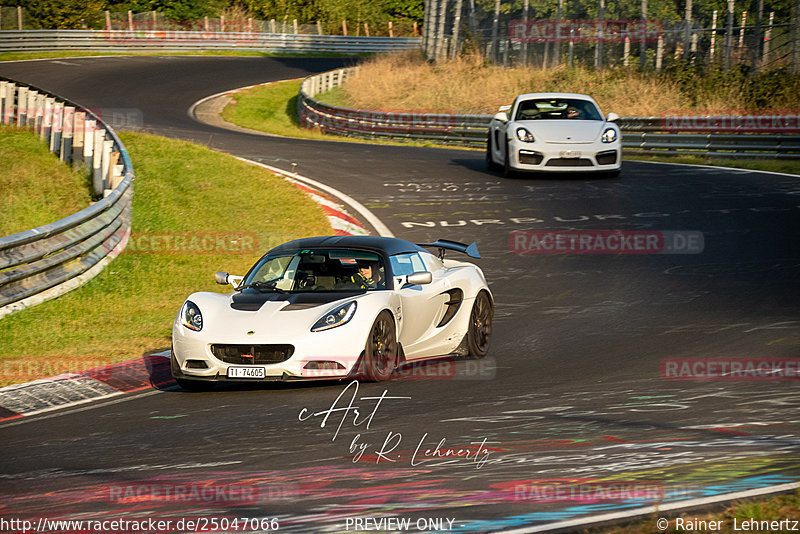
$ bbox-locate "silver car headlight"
[602,128,618,143]
[181,301,203,331]
[311,301,357,332]
[516,127,535,143]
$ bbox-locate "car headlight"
[181,301,203,331]
[311,301,357,332]
[516,127,535,143]
[602,128,618,143]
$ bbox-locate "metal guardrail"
[0,30,421,54]
[0,77,133,319]
[298,67,800,158]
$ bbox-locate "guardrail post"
[50,101,63,155]
[72,111,85,169]
[92,128,105,196]
[0,82,12,125]
[61,106,75,163]
[41,97,53,142]
[5,83,14,125]
[16,86,27,126]
[33,93,42,132]
[102,138,113,192]
[33,92,44,130]
[0,81,6,124]
[83,118,95,175]
[109,152,122,189]
[26,91,37,129]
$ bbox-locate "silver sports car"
[487,92,622,176]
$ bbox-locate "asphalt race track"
[1,56,799,533]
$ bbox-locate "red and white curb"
[236,157,394,238]
[0,351,172,423]
[286,178,368,236]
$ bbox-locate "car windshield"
[242,249,386,292]
[515,98,603,121]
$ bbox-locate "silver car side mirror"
[407,271,433,285]
[606,112,620,122]
[215,271,230,285]
[493,111,509,123]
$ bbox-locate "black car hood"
[230,290,364,312]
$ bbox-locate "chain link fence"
[422,0,800,74]
[0,6,30,31]
[0,6,420,38]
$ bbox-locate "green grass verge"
[0,132,331,386]
[592,489,800,533]
[220,80,459,148]
[220,80,800,175]
[626,154,800,175]
[221,79,330,140]
[0,125,92,236]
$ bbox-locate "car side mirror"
[606,112,619,122]
[215,271,230,285]
[407,271,433,285]
[493,111,509,123]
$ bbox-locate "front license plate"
[227,366,266,379]
[560,150,581,158]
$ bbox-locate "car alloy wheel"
[363,311,398,381]
[467,291,493,359]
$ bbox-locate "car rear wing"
[418,239,481,260]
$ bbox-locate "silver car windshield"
[515,99,603,121]
[243,249,386,292]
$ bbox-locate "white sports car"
[171,235,493,389]
[486,92,622,176]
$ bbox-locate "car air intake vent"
[595,150,618,165]
[518,151,543,165]
[546,158,594,167]
[282,302,324,310]
[211,344,294,365]
[436,288,464,328]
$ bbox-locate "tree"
[114,0,226,21]
[20,0,106,29]
[384,0,424,22]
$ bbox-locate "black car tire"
[503,139,514,178]
[486,135,498,171]
[362,311,398,381]
[467,291,493,359]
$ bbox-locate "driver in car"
[351,262,383,289]
[566,105,584,119]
